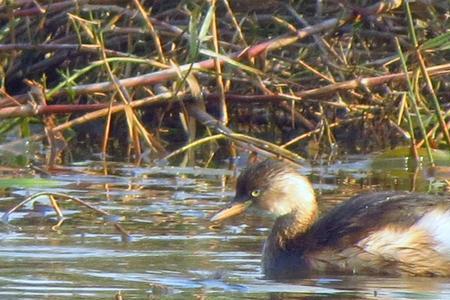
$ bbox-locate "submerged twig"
[2,192,129,237]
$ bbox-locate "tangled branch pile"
[0,0,449,165]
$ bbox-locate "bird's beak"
[210,200,251,222]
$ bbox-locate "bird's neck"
[270,202,318,247]
[262,197,318,278]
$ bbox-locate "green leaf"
[420,32,450,51]
[20,118,31,137]
[198,3,214,42]
[199,49,264,75]
[188,7,201,61]
[0,118,22,136]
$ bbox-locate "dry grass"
[0,0,449,166]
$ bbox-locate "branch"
[1,63,448,119]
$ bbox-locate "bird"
[211,159,450,279]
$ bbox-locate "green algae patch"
[372,147,450,169]
[0,177,67,189]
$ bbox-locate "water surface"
[0,157,449,299]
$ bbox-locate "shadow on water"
[0,157,449,299]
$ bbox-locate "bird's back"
[291,192,450,276]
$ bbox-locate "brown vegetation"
[0,0,449,166]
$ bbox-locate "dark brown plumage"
[211,160,450,279]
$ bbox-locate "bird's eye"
[251,189,261,197]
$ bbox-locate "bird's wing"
[291,192,448,252]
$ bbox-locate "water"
[0,157,449,299]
